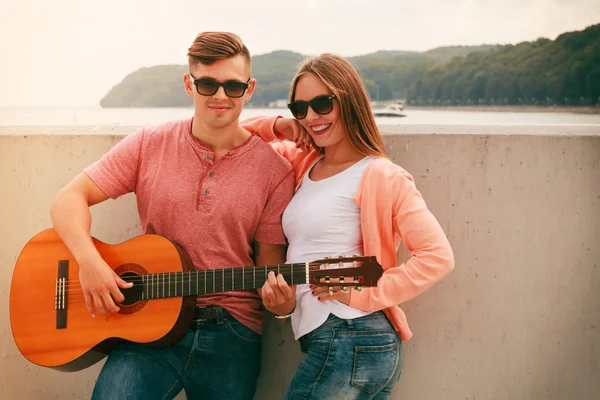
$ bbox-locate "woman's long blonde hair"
[289,54,387,158]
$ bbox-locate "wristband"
[273,306,295,319]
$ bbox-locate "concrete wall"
[1,125,599,400]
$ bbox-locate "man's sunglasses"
[288,95,337,120]
[189,74,251,98]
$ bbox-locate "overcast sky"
[1,0,598,107]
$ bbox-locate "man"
[50,32,294,399]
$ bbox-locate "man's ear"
[184,74,194,99]
[245,78,257,101]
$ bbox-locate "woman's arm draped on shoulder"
[350,169,455,312]
[240,116,282,142]
[240,116,310,168]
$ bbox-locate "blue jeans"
[91,308,261,400]
[284,312,403,400]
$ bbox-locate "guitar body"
[10,229,383,372]
[9,228,196,371]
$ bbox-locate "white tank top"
[282,156,375,340]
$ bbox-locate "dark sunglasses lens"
[312,96,334,114]
[196,79,219,96]
[223,82,247,98]
[289,102,308,119]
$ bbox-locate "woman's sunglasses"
[288,95,337,120]
[189,74,251,98]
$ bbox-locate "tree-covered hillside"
[406,24,600,106]
[100,24,599,107]
[100,45,495,107]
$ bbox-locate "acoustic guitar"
[9,228,383,372]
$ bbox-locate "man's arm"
[50,174,133,318]
[255,242,296,320]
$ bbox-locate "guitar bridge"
[55,260,68,329]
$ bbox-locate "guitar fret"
[196,271,198,295]
[204,270,207,295]
[242,267,244,290]
[212,270,215,294]
[291,264,294,285]
[189,271,191,295]
[168,273,171,297]
[253,267,255,289]
[222,269,224,292]
[231,268,234,291]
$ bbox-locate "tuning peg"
[325,276,330,284]
[341,286,348,292]
[328,286,334,295]
[356,286,363,291]
[339,276,345,283]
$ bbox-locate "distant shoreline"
[403,105,600,114]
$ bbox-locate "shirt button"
[208,171,214,178]
[205,155,211,161]
[203,189,209,196]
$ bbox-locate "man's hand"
[274,117,313,152]
[260,271,296,318]
[78,256,133,318]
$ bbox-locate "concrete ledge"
[1,124,599,136]
[1,127,599,399]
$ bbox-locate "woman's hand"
[274,117,313,152]
[310,284,352,305]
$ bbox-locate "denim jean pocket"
[225,319,261,344]
[351,342,399,393]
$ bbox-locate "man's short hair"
[187,32,251,71]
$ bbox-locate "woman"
[243,54,454,399]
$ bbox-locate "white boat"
[373,102,405,117]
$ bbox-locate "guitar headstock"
[307,255,383,290]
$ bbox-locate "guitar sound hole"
[118,272,144,306]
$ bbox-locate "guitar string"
[63,278,364,298]
[60,265,364,300]
[63,280,364,304]
[60,264,309,286]
[60,263,363,288]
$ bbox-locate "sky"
[1,0,599,107]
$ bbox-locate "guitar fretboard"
[139,263,308,300]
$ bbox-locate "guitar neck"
[139,263,308,300]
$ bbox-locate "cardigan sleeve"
[349,168,455,311]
